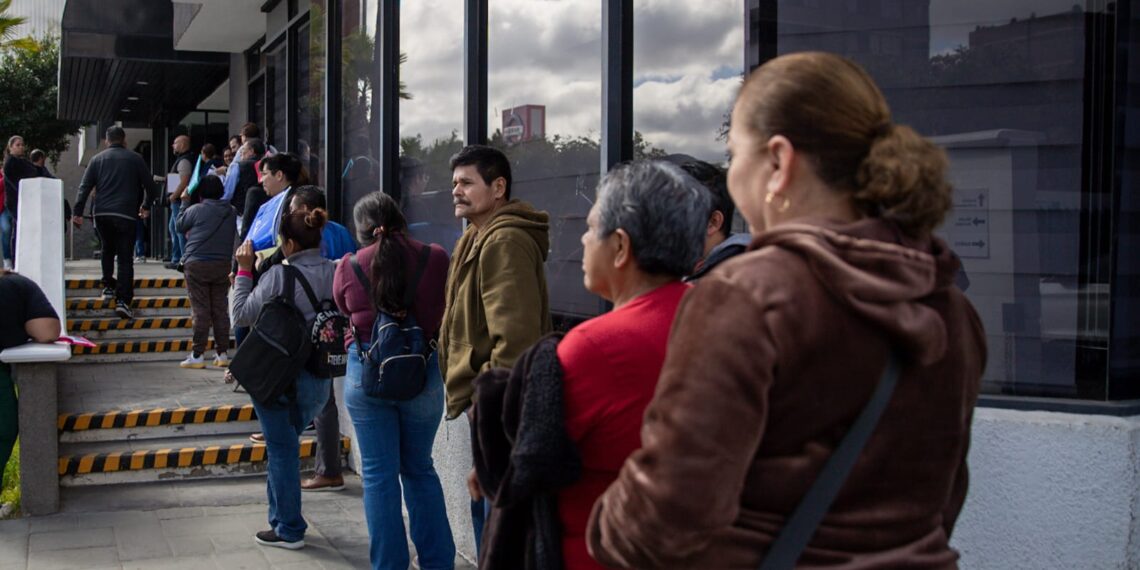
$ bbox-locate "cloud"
[394,0,742,163]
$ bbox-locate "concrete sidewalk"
[0,476,476,569]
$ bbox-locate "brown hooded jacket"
[587,217,986,569]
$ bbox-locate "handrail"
[0,177,72,364]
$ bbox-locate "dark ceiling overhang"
[58,0,230,128]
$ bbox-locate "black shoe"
[114,301,133,320]
[101,287,114,301]
[163,261,177,270]
[254,529,304,550]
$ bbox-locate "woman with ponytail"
[232,207,337,551]
[587,52,986,569]
[333,192,454,570]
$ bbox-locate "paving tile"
[166,534,215,557]
[213,550,271,569]
[0,535,27,565]
[26,515,76,534]
[155,506,205,520]
[122,557,204,570]
[0,518,28,534]
[211,532,256,554]
[26,545,119,570]
[161,514,248,538]
[28,526,114,552]
[115,521,173,561]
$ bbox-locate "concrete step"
[66,277,186,295]
[58,434,350,486]
[59,404,260,443]
[68,316,191,332]
[70,338,233,358]
[67,296,191,312]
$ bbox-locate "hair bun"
[305,208,329,230]
[854,125,952,237]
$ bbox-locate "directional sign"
[947,187,990,259]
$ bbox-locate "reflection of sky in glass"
[398,0,743,162]
[928,0,1097,56]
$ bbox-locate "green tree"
[0,0,36,53]
[0,36,82,164]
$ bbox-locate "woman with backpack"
[231,207,337,551]
[333,192,454,570]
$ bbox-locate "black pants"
[95,216,137,304]
[312,381,342,477]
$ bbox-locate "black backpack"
[229,265,312,406]
[292,267,350,379]
[349,246,434,400]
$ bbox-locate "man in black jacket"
[72,126,159,319]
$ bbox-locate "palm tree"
[0,0,36,52]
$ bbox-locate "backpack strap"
[758,351,901,570]
[280,264,319,314]
[349,253,370,293]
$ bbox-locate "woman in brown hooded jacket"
[586,52,986,569]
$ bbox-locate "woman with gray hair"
[554,160,709,569]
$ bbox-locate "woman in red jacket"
[557,160,710,570]
[333,192,455,570]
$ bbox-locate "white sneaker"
[213,352,230,367]
[1,259,11,270]
[180,353,206,369]
[134,255,146,263]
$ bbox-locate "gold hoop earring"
[765,192,791,213]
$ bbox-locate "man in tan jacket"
[438,144,552,552]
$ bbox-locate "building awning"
[58,0,230,128]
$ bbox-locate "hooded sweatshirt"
[587,217,986,569]
[438,199,552,419]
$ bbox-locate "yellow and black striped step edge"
[59,437,352,476]
[67,297,190,311]
[59,404,258,432]
[67,278,185,289]
[71,339,228,356]
[68,317,194,332]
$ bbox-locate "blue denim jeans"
[345,343,456,570]
[134,218,146,258]
[249,370,331,542]
[168,201,184,263]
[0,209,12,266]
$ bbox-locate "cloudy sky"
[393,0,742,163]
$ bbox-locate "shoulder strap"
[403,245,432,312]
[349,254,371,294]
[280,264,319,313]
[758,351,901,570]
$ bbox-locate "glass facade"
[296,2,327,187]
[488,0,604,319]
[399,0,464,252]
[245,0,1139,404]
[748,0,1134,401]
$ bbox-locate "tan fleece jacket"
[438,199,553,419]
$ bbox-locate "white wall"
[953,408,1140,569]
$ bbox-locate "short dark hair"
[261,152,303,184]
[241,122,261,139]
[246,138,266,158]
[673,157,732,239]
[29,149,45,163]
[106,126,126,144]
[229,135,241,146]
[449,145,512,200]
[201,143,216,159]
[289,185,326,212]
[196,175,224,200]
